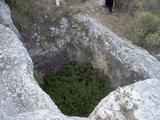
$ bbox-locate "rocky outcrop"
[0,24,59,119]
[1,1,160,119]
[0,0,20,38]
[1,24,160,120]
[72,14,160,87]
[89,78,160,120]
[11,0,72,77]
[0,24,89,120]
[98,0,105,6]
[1,0,109,80]
[3,0,160,87]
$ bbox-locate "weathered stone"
[73,14,160,87]
[0,24,60,119]
[89,78,160,120]
[0,24,88,120]
[154,53,160,61]
[5,0,160,88]
[13,0,72,76]
[1,26,160,120]
[98,0,106,6]
[0,0,20,38]
[1,1,160,119]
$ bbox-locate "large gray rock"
[0,0,20,37]
[1,1,160,119]
[1,25,160,120]
[3,0,160,88]
[0,24,59,119]
[0,24,89,120]
[72,14,160,87]
[89,78,160,120]
[13,0,72,76]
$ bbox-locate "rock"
[0,0,21,38]
[1,25,160,120]
[154,53,160,61]
[73,14,160,87]
[4,0,160,88]
[89,78,160,120]
[1,24,160,120]
[0,24,89,120]
[98,0,106,6]
[11,0,71,76]
[0,24,60,119]
[1,1,160,119]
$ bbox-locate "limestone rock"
[12,0,71,76]
[0,24,59,119]
[0,25,160,120]
[73,14,160,87]
[1,1,160,119]
[0,0,20,37]
[89,78,160,120]
[154,53,160,61]
[0,24,89,120]
[98,0,105,6]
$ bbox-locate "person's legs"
[108,0,113,12]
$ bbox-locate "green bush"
[116,0,160,16]
[5,0,31,8]
[143,0,160,16]
[145,28,160,50]
[116,1,160,51]
[41,62,112,117]
[116,0,141,14]
[131,12,160,51]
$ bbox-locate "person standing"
[105,0,115,12]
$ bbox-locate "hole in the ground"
[40,61,113,117]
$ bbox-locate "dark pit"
[41,61,112,117]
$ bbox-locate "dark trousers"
[105,0,113,12]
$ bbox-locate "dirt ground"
[66,0,132,39]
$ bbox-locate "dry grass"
[80,1,134,38]
[61,0,87,15]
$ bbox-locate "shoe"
[108,8,113,12]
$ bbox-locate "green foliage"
[41,62,112,117]
[61,0,87,16]
[142,0,160,16]
[5,0,31,8]
[130,12,160,51]
[116,1,160,52]
[116,0,160,16]
[79,24,89,36]
[116,0,141,14]
[145,28,160,50]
